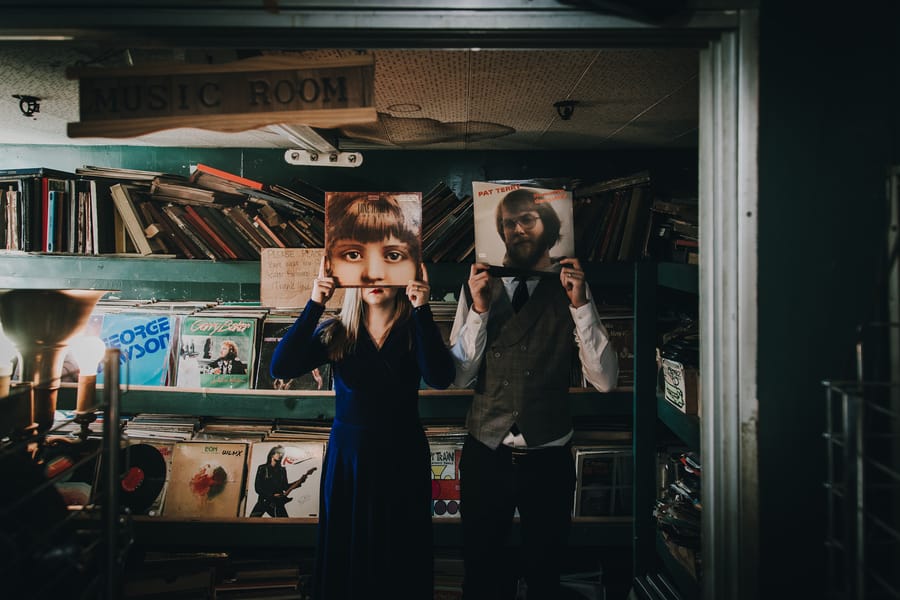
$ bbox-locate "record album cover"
[244,441,325,518]
[324,191,422,287]
[430,443,462,519]
[163,441,248,518]
[175,315,259,389]
[255,316,332,391]
[120,441,172,516]
[96,311,176,386]
[472,182,574,275]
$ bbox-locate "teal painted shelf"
[657,394,700,452]
[656,531,700,600]
[130,516,633,550]
[57,385,633,422]
[657,262,698,294]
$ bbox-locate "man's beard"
[505,236,548,269]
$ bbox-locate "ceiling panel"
[0,45,699,151]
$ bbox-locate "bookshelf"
[647,261,701,599]
[4,253,652,558]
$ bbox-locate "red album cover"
[163,441,248,518]
[430,444,462,519]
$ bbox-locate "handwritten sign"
[261,248,345,309]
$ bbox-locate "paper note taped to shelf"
[260,248,344,309]
[662,358,700,415]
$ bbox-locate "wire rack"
[0,349,130,599]
[824,324,900,600]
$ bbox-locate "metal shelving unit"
[823,324,900,600]
[0,350,128,599]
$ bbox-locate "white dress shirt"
[449,276,619,448]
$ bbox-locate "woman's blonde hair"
[319,288,413,361]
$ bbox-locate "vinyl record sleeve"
[163,441,248,518]
[324,191,422,287]
[244,441,325,518]
[472,182,574,275]
[255,316,332,391]
[96,312,176,386]
[429,443,462,519]
[175,315,259,389]
[120,442,168,514]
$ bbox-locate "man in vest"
[450,187,619,599]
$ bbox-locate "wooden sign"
[67,55,375,138]
[260,248,345,309]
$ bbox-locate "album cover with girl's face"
[472,182,574,275]
[324,191,422,287]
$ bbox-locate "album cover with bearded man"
[472,182,574,276]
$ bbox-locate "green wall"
[2,146,696,200]
[758,3,899,597]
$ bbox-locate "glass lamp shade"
[0,289,110,432]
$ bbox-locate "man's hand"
[406,263,431,308]
[559,257,589,308]
[468,262,492,314]
[312,255,336,305]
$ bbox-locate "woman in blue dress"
[271,242,455,599]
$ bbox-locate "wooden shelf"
[0,253,636,301]
[130,516,633,550]
[657,262,698,294]
[57,384,633,422]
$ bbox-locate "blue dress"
[270,300,455,599]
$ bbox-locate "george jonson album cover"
[471,182,574,275]
[163,441,248,518]
[324,191,422,287]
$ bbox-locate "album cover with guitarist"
[244,441,325,518]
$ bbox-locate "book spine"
[252,214,287,248]
[182,204,239,259]
[147,200,199,258]
[194,163,264,190]
[222,205,272,251]
[110,183,153,255]
[197,205,260,260]
[46,189,58,252]
[162,204,219,260]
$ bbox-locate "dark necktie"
[511,276,529,313]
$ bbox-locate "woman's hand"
[312,255,336,305]
[406,263,431,308]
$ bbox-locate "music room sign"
[66,54,375,138]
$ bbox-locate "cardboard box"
[661,358,700,415]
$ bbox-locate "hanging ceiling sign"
[66,55,375,138]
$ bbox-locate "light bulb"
[68,335,107,415]
[0,330,17,397]
[69,335,107,376]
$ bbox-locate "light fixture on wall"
[554,100,577,121]
[271,123,364,168]
[12,94,41,117]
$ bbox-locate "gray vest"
[467,277,576,449]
